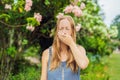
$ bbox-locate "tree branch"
[0,20,26,28]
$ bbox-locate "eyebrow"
[60,26,70,28]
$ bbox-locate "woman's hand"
[57,31,74,46]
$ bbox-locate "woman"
[40,15,89,80]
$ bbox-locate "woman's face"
[58,19,72,36]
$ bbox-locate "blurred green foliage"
[111,15,120,40]
[9,62,40,80]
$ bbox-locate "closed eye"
[66,27,70,30]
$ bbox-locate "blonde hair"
[50,15,78,72]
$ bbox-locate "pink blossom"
[34,12,42,22]
[24,4,31,12]
[76,24,81,32]
[26,0,32,7]
[24,0,33,12]
[73,0,79,5]
[80,2,85,9]
[5,4,12,10]
[72,6,82,17]
[56,13,64,19]
[64,5,74,14]
[26,25,35,31]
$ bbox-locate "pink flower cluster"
[5,4,12,10]
[76,24,81,32]
[34,12,42,22]
[64,2,85,17]
[56,13,64,19]
[24,0,33,12]
[26,12,42,31]
[26,24,35,32]
[72,6,82,17]
[64,5,73,14]
[80,2,85,9]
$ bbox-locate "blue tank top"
[47,47,81,80]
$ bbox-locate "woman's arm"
[57,32,89,69]
[69,43,89,69]
[40,49,49,80]
[57,31,89,69]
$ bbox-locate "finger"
[58,32,64,37]
[58,31,63,35]
[57,32,63,39]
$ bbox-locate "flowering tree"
[0,0,43,79]
[56,0,113,57]
[111,15,120,40]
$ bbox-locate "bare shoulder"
[77,44,86,54]
[42,48,49,63]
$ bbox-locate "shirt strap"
[48,46,52,67]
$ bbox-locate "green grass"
[106,53,120,80]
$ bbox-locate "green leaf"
[45,0,50,5]
[0,14,11,22]
[6,46,16,58]
[22,39,28,45]
[26,17,40,26]
[40,29,47,34]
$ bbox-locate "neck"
[59,42,68,61]
[60,42,68,53]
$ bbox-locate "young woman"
[40,15,89,80]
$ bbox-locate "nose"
[62,29,67,34]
